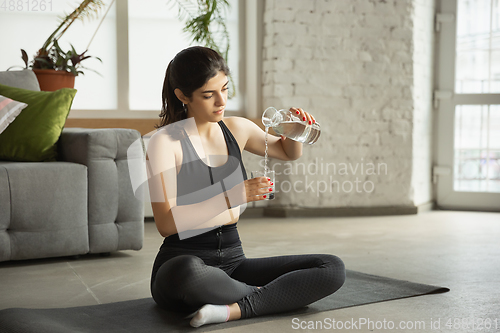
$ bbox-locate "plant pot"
[33,69,76,91]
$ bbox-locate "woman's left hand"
[281,107,316,141]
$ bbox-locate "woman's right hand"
[227,176,273,206]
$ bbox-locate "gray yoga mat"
[0,270,449,333]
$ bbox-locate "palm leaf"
[170,0,230,57]
[169,0,234,97]
[167,0,198,21]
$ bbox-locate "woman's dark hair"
[156,46,230,128]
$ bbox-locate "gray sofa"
[0,70,144,262]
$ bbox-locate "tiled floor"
[1,210,499,332]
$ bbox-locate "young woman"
[147,46,345,328]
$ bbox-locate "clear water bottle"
[262,107,321,145]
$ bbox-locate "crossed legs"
[151,252,345,327]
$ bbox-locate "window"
[453,0,500,192]
[0,1,118,110]
[0,0,255,117]
[128,0,240,112]
[435,0,500,209]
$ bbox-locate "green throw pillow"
[0,83,77,162]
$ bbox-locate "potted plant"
[16,41,102,91]
[9,0,111,91]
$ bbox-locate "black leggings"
[151,244,345,319]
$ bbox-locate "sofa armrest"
[59,128,144,253]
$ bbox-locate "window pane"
[454,105,500,192]
[0,10,56,72]
[456,0,500,93]
[65,1,117,110]
[128,0,240,112]
[0,1,117,110]
[489,150,500,191]
[491,105,500,148]
[454,105,488,149]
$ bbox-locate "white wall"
[244,0,436,209]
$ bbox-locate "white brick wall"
[246,0,436,209]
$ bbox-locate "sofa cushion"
[0,95,28,135]
[0,70,40,91]
[59,128,144,253]
[0,161,89,261]
[0,84,76,162]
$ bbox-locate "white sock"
[189,304,230,328]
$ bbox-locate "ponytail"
[156,60,187,128]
